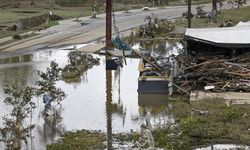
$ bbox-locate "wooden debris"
[175,53,250,93]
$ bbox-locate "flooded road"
[0,47,171,149]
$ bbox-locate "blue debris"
[43,94,53,109]
[112,37,131,51]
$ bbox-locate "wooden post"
[212,0,217,12]
[188,0,191,28]
[106,70,112,150]
[106,0,112,50]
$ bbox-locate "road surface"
[0,2,244,56]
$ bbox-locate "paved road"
[0,2,245,56]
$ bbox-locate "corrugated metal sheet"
[185,25,250,47]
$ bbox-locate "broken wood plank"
[132,50,163,72]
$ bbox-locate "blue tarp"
[112,37,131,51]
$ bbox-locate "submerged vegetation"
[0,85,36,150]
[47,99,250,149]
[46,130,106,150]
[0,53,100,149]
[61,51,100,82]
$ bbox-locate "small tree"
[36,61,66,104]
[0,85,36,150]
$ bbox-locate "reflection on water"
[106,69,112,150]
[138,94,168,107]
[37,105,66,145]
[196,144,250,150]
[0,49,173,149]
[0,54,32,64]
[137,40,183,57]
[138,94,174,128]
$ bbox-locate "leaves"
[0,85,36,150]
[36,61,66,103]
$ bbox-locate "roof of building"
[185,22,250,48]
[235,21,250,27]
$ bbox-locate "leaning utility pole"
[106,0,112,50]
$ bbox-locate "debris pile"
[138,16,175,39]
[175,53,250,93]
[219,20,235,27]
[196,5,206,18]
[137,53,170,76]
[62,51,100,79]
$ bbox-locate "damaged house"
[185,21,250,57]
[177,22,250,102]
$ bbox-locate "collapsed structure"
[174,22,250,100]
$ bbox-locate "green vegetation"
[46,99,250,149]
[175,6,250,28]
[0,5,92,40]
[169,99,250,148]
[217,6,250,23]
[47,130,106,150]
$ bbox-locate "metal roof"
[235,21,250,27]
[185,25,250,47]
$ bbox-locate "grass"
[175,6,250,28]
[47,130,106,150]
[217,6,250,23]
[169,99,250,148]
[52,7,92,19]
[47,99,250,149]
[0,6,92,40]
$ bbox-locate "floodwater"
[1,42,247,150]
[0,45,172,149]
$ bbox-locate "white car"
[142,7,150,11]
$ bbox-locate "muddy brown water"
[0,47,172,149]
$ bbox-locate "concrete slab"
[190,91,250,104]
[106,50,133,57]
[78,43,105,53]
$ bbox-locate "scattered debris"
[175,53,250,93]
[49,14,63,21]
[219,19,234,27]
[196,6,207,18]
[12,34,22,40]
[138,16,175,39]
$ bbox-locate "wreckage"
[135,22,250,97]
[173,23,250,97]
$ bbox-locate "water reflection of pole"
[106,69,112,150]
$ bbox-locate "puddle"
[195,144,250,150]
[0,47,171,149]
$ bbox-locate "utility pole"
[187,0,191,28]
[106,0,112,50]
[106,70,113,150]
[212,0,217,12]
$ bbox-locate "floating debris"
[61,51,100,79]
